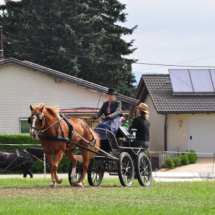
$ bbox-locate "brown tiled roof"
[139,74,215,114]
[0,58,139,105]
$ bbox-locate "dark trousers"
[131,140,150,148]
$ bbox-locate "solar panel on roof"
[169,69,193,93]
[189,69,214,92]
[169,69,215,94]
[209,70,215,88]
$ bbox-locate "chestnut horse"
[29,103,100,188]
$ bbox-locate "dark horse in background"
[0,147,45,178]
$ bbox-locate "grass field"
[0,178,215,215]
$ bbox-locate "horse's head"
[29,103,45,139]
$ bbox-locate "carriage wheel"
[118,152,134,187]
[68,152,82,186]
[87,159,104,186]
[136,152,152,187]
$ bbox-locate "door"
[188,116,215,157]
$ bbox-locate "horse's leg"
[23,168,27,178]
[52,150,64,184]
[65,151,78,187]
[79,148,90,187]
[28,168,33,178]
[45,153,56,188]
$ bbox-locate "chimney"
[0,26,4,61]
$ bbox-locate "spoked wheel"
[118,152,134,187]
[68,151,83,186]
[136,152,152,187]
[87,158,104,186]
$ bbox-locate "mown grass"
[0,178,215,215]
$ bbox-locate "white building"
[0,58,138,133]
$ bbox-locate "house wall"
[167,114,188,151]
[145,95,165,152]
[0,65,107,133]
[167,113,215,152]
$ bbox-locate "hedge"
[0,133,40,151]
[164,150,198,169]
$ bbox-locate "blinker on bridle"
[28,113,45,133]
[28,113,63,134]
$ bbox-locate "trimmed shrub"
[188,150,198,164]
[58,156,70,173]
[164,156,175,169]
[173,156,182,167]
[32,160,45,173]
[180,154,190,165]
[0,133,40,151]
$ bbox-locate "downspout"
[164,114,168,151]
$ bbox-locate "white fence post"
[44,153,46,179]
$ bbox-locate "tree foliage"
[0,0,137,97]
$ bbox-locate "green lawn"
[0,178,214,215]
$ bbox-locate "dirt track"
[158,158,215,172]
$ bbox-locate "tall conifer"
[0,0,137,96]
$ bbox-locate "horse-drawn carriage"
[29,103,152,188]
[68,123,152,187]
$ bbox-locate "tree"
[0,0,137,97]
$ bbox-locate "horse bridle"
[28,113,63,134]
[28,113,45,133]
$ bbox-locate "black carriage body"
[68,124,152,187]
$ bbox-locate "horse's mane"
[45,106,61,119]
[31,103,61,118]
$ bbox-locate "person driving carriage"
[129,103,150,148]
[92,88,121,137]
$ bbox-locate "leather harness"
[30,113,98,154]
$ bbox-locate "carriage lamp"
[179,120,183,128]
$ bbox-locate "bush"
[173,157,182,167]
[0,133,40,151]
[180,154,190,165]
[164,156,175,169]
[58,156,70,173]
[188,150,198,164]
[32,160,45,173]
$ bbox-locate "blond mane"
[45,106,61,119]
[31,103,61,119]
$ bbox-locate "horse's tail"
[88,127,100,160]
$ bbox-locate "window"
[20,119,30,133]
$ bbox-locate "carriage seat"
[117,125,136,141]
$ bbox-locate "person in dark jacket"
[93,88,121,137]
[129,103,150,148]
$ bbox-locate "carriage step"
[76,155,83,162]
[109,172,118,176]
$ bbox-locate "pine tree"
[0,0,137,97]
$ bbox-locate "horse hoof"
[76,182,84,188]
[72,181,78,187]
[57,178,62,184]
[49,184,56,188]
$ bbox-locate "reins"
[30,112,118,160]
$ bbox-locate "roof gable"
[136,74,215,114]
